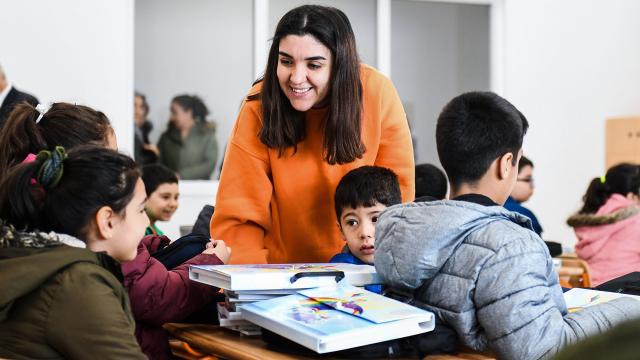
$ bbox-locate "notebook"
[564,288,640,312]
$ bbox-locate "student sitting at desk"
[141,164,179,236]
[0,147,146,359]
[567,163,640,286]
[329,165,402,293]
[504,156,543,236]
[375,92,640,360]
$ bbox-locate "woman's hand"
[202,239,231,264]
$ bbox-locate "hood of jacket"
[0,223,121,322]
[374,200,533,292]
[567,194,640,227]
[566,194,640,260]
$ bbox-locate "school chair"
[557,255,592,288]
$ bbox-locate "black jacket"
[0,86,39,129]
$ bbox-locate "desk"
[164,323,496,360]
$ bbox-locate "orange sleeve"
[210,101,271,264]
[373,74,416,202]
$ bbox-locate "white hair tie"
[35,103,48,124]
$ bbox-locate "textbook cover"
[189,263,380,291]
[564,288,640,312]
[240,284,434,353]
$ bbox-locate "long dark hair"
[250,5,365,165]
[0,146,140,240]
[0,102,113,176]
[579,163,640,214]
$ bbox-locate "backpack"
[594,272,640,296]
[151,233,210,270]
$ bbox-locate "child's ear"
[498,152,515,180]
[336,220,347,241]
[94,206,117,240]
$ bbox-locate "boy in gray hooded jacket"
[375,92,640,360]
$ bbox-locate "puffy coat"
[375,200,640,360]
[567,194,640,286]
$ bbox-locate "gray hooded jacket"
[375,200,640,360]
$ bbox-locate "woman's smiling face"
[276,34,332,112]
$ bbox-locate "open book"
[240,284,434,353]
[189,263,380,291]
[564,288,640,312]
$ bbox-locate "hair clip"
[35,103,48,124]
[600,175,606,184]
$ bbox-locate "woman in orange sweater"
[211,5,415,264]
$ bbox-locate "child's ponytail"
[579,163,640,214]
[0,146,140,239]
[0,103,47,176]
[0,153,49,230]
[0,102,113,178]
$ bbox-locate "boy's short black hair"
[436,91,529,187]
[518,155,533,172]
[415,163,448,200]
[141,164,179,196]
[334,166,401,220]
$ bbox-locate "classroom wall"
[0,0,134,154]
[502,0,640,245]
[391,1,490,166]
[135,0,254,174]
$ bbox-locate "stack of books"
[189,263,381,335]
[241,284,435,353]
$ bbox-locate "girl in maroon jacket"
[122,235,230,359]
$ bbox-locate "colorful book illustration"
[564,288,640,312]
[189,263,380,291]
[240,284,434,353]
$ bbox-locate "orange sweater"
[211,64,415,264]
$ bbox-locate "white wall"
[0,0,134,154]
[502,0,640,245]
[391,1,490,165]
[135,0,254,173]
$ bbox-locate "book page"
[564,288,640,312]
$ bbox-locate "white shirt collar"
[0,82,13,108]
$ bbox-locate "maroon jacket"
[122,236,222,359]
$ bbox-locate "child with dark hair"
[330,166,401,293]
[0,146,146,359]
[0,103,229,359]
[157,94,218,180]
[375,92,640,360]
[141,164,179,236]
[504,156,543,235]
[567,163,640,285]
[0,102,115,177]
[415,163,448,201]
[126,162,229,358]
